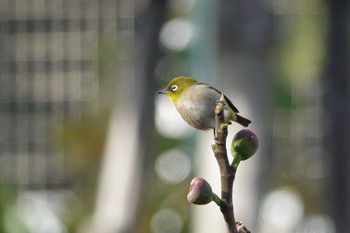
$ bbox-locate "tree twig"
[211,95,238,233]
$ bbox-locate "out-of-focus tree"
[324,1,350,232]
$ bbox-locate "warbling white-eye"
[157,77,251,131]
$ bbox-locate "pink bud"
[231,129,259,161]
[187,177,213,205]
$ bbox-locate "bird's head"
[157,77,197,104]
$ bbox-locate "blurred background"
[0,0,349,233]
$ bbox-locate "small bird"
[157,77,251,132]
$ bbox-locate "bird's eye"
[171,85,178,92]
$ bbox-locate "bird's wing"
[207,85,240,113]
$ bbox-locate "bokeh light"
[159,18,195,52]
[155,95,191,138]
[155,149,191,184]
[259,187,304,231]
[11,191,68,233]
[150,208,183,233]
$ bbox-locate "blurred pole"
[89,1,165,233]
[324,1,350,232]
[132,0,166,229]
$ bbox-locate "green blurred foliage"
[273,0,326,110]
[0,187,29,233]
[54,108,109,232]
[271,0,327,214]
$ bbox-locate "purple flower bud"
[187,177,213,205]
[231,129,259,162]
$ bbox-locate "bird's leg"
[214,95,228,145]
[215,99,226,106]
[213,128,225,145]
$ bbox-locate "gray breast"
[175,86,219,130]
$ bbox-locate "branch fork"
[212,94,238,233]
[187,94,258,233]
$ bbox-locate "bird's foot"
[215,99,226,107]
[215,139,225,146]
[213,126,228,145]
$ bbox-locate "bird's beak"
[157,89,168,94]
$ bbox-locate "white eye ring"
[171,85,178,91]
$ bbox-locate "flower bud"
[187,177,213,205]
[231,129,259,165]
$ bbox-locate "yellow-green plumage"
[157,77,251,130]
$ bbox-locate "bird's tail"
[236,114,251,127]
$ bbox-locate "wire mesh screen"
[0,0,129,189]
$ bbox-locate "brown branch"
[211,95,238,233]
